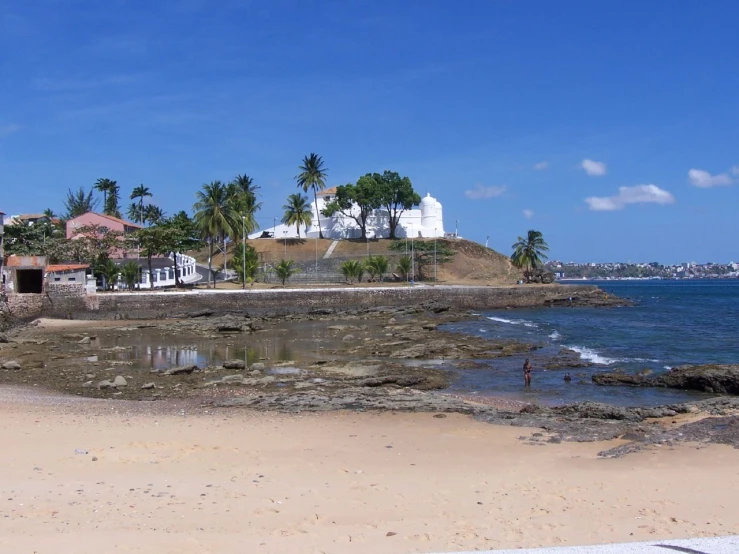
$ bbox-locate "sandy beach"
[1,386,738,554]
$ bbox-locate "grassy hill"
[192,237,518,285]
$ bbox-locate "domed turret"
[421,193,437,229]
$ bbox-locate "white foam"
[487,316,538,328]
[567,345,617,366]
[548,331,561,340]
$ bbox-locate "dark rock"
[163,365,198,376]
[0,333,8,343]
[593,364,739,395]
[223,359,246,370]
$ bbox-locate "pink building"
[66,212,142,258]
[66,211,142,239]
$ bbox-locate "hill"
[192,237,519,285]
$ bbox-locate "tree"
[281,193,313,238]
[161,211,202,286]
[340,260,363,284]
[63,187,99,219]
[143,205,165,226]
[511,230,549,283]
[193,181,238,288]
[272,259,299,286]
[396,256,412,281]
[374,171,420,239]
[94,178,115,212]
[230,242,259,284]
[105,181,122,218]
[95,258,120,291]
[120,261,141,291]
[227,175,260,236]
[322,174,382,239]
[129,185,152,225]
[296,153,327,238]
[365,255,389,282]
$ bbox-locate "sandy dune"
[0,387,737,554]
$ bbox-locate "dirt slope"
[192,237,518,284]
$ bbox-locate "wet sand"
[1,386,739,554]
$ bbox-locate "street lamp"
[283,230,287,257]
[485,235,489,248]
[411,236,414,284]
[273,216,276,238]
[241,216,246,290]
[455,219,459,238]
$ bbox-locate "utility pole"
[434,228,437,282]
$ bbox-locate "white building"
[251,188,445,240]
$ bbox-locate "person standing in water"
[523,358,533,387]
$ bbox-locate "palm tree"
[120,261,141,290]
[130,185,152,225]
[143,205,165,226]
[94,178,116,211]
[96,258,120,291]
[273,259,299,286]
[295,153,328,238]
[511,230,549,282]
[193,181,238,288]
[227,175,261,234]
[281,193,313,238]
[366,255,389,282]
[396,256,412,281]
[340,260,363,284]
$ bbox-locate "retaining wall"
[39,284,606,320]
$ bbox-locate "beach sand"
[0,387,737,554]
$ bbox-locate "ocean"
[443,280,739,407]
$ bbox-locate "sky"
[1,0,738,264]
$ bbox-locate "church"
[251,188,445,240]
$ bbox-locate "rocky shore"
[2,298,738,457]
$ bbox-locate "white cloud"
[523,209,534,219]
[580,158,607,176]
[585,184,675,211]
[533,161,548,171]
[688,168,732,188]
[0,124,20,138]
[464,185,507,200]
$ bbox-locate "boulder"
[78,336,91,345]
[655,364,739,394]
[0,333,9,343]
[343,334,355,343]
[1,361,21,370]
[249,362,265,372]
[113,375,128,387]
[141,382,156,390]
[97,380,114,389]
[82,380,94,388]
[223,359,246,370]
[163,365,198,376]
[593,365,739,395]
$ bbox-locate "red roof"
[71,212,142,229]
[5,255,46,267]
[47,264,90,273]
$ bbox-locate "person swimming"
[564,373,572,382]
[523,358,532,387]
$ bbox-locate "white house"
[251,188,445,240]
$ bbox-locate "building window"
[54,277,61,282]
[68,277,76,281]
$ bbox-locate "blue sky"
[1,0,738,264]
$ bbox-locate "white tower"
[420,193,437,231]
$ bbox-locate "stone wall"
[39,284,608,321]
[6,293,43,321]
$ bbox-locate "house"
[3,255,46,294]
[46,263,91,292]
[66,212,141,239]
[5,213,60,226]
[250,190,446,240]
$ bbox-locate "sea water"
[443,280,739,407]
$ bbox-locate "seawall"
[38,284,615,321]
